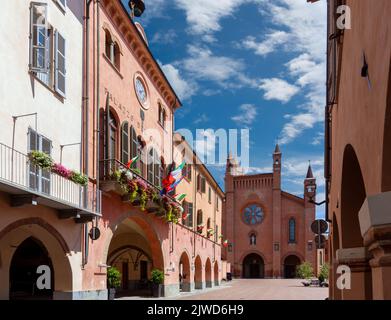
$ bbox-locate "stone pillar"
[359,191,391,300]
[336,247,372,300]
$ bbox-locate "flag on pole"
[174,193,186,202]
[126,155,139,169]
[167,176,185,193]
[223,240,229,247]
[182,212,189,220]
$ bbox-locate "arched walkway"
[9,237,54,300]
[340,144,372,299]
[0,219,74,300]
[242,253,265,279]
[106,216,164,297]
[179,251,191,292]
[332,213,342,300]
[214,261,219,286]
[205,258,212,288]
[283,255,301,279]
[341,145,366,248]
[194,255,203,289]
[382,65,391,191]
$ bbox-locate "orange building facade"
[223,146,317,278]
[325,0,391,300]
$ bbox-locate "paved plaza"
[117,279,328,300]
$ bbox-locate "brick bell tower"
[304,163,317,266]
[272,144,282,277]
[223,152,238,265]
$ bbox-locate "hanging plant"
[28,151,53,169]
[52,163,72,179]
[70,171,88,187]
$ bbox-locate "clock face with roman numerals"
[135,77,148,108]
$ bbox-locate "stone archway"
[0,220,74,300]
[283,255,301,279]
[205,258,212,288]
[214,261,219,286]
[382,64,391,192]
[242,253,265,279]
[194,255,203,289]
[341,145,367,248]
[340,144,372,299]
[105,215,164,297]
[179,251,191,292]
[9,237,54,300]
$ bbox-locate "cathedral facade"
[222,145,317,278]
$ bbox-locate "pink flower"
[52,163,72,179]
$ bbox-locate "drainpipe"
[81,0,94,268]
[96,0,101,196]
[325,0,332,223]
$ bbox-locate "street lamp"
[129,0,145,18]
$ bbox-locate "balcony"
[0,142,101,222]
[100,159,181,222]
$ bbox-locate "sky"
[123,0,327,219]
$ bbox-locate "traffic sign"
[311,219,328,234]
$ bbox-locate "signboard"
[311,219,328,235]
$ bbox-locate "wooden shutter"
[55,31,66,97]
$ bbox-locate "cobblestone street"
[117,279,328,300]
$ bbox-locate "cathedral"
[222,145,317,278]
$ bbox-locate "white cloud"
[242,0,327,144]
[174,0,249,36]
[231,104,258,126]
[259,78,299,103]
[311,132,324,146]
[242,31,290,57]
[151,29,177,44]
[159,61,197,101]
[194,113,210,125]
[180,45,252,88]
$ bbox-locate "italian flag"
[174,193,186,202]
[223,240,229,247]
[126,155,139,169]
[182,212,189,220]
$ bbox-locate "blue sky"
[124,0,327,219]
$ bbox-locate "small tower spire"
[306,161,314,179]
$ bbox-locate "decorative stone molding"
[358,192,391,267]
[336,247,371,272]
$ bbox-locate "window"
[108,111,117,160]
[208,187,211,203]
[121,122,129,163]
[207,218,211,230]
[215,225,218,242]
[30,3,49,73]
[158,104,166,128]
[289,218,296,243]
[201,176,206,193]
[197,210,203,232]
[243,204,264,225]
[188,202,193,228]
[29,3,66,96]
[250,233,256,246]
[197,174,201,192]
[28,129,52,194]
[216,197,219,211]
[55,0,67,11]
[104,29,120,70]
[147,148,161,187]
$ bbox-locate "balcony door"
[28,129,52,194]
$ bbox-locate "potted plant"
[28,150,53,170]
[107,266,121,300]
[150,268,164,298]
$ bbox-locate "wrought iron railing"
[0,142,101,215]
[100,158,161,192]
